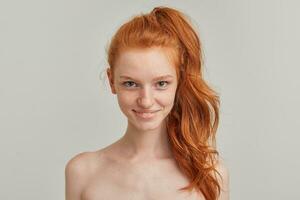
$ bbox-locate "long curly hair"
[106,6,221,200]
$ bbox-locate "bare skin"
[66,141,205,200]
[65,140,229,200]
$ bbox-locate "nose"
[137,86,154,108]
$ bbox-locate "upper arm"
[65,152,90,200]
[215,159,230,200]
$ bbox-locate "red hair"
[106,6,221,200]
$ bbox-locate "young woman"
[65,6,229,200]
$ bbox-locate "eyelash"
[122,81,169,89]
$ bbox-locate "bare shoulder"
[214,158,230,200]
[65,150,106,176]
[66,152,91,172]
[65,151,105,200]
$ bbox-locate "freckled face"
[107,47,178,131]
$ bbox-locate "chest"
[81,161,204,200]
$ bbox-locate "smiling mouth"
[132,109,159,119]
[133,110,159,113]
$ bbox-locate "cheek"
[116,92,135,107]
[159,89,177,106]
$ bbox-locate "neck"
[118,119,174,163]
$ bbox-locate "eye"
[157,81,169,88]
[122,81,137,88]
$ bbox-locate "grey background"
[1,0,299,199]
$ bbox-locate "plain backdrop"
[1,0,299,199]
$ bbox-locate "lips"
[133,110,158,113]
[132,109,159,119]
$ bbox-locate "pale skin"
[65,47,230,200]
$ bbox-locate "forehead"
[114,47,177,79]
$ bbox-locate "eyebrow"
[119,75,174,81]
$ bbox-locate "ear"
[106,68,116,94]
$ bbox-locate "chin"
[130,114,166,131]
[134,122,164,132]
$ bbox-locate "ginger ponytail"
[107,6,221,200]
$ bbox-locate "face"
[107,47,178,131]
